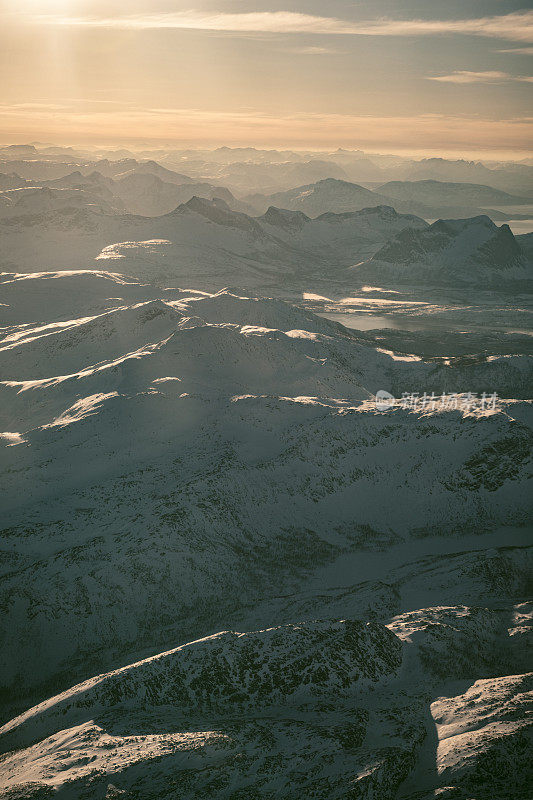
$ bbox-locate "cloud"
[290,46,341,55]
[428,70,533,84]
[26,10,533,44]
[497,46,533,55]
[1,104,531,155]
[3,102,70,111]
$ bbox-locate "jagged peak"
[430,214,497,234]
[173,196,262,233]
[182,195,231,213]
[260,206,310,228]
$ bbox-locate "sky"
[0,0,532,156]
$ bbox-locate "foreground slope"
[1,272,531,689]
[0,271,531,798]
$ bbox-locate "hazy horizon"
[2,139,533,163]
[1,1,532,157]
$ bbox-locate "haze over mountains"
[1,189,530,293]
[0,142,532,799]
[0,190,430,285]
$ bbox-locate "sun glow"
[18,0,80,10]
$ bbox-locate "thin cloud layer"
[1,103,531,155]
[29,10,533,44]
[497,46,533,55]
[428,70,533,84]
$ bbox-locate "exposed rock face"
[353,216,532,287]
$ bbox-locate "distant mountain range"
[0,194,428,287]
[0,189,530,290]
[245,177,532,221]
[0,168,251,218]
[376,179,532,208]
[1,155,532,228]
[2,146,533,195]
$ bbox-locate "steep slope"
[428,673,533,797]
[352,215,533,287]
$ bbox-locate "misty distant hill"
[377,179,532,207]
[246,178,392,216]
[245,177,533,224]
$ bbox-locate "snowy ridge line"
[1,337,173,391]
[0,299,184,349]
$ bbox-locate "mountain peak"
[260,206,309,229]
[176,196,262,233]
[429,214,496,237]
[356,213,529,286]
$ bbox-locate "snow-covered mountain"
[0,145,531,798]
[0,173,32,191]
[0,196,427,287]
[352,215,533,287]
[3,194,529,292]
[0,269,531,798]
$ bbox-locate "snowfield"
[0,268,531,798]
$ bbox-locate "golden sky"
[1,1,532,156]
